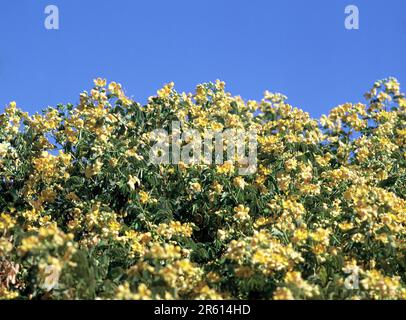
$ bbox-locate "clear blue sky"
[1,0,405,117]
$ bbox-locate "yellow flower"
[233,205,250,221]
[338,222,354,231]
[40,188,57,203]
[93,78,107,87]
[0,288,19,300]
[356,147,370,163]
[351,233,365,243]
[139,190,151,204]
[128,175,141,191]
[108,81,123,96]
[310,228,330,246]
[292,228,308,244]
[19,236,41,253]
[285,158,298,172]
[273,287,294,300]
[0,213,16,231]
[195,85,206,101]
[85,159,103,178]
[0,142,10,158]
[399,97,406,108]
[217,160,235,175]
[233,176,247,190]
[211,182,223,194]
[115,283,152,300]
[157,82,174,98]
[189,182,202,193]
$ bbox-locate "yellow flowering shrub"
[0,77,405,300]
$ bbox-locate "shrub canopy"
[0,78,405,299]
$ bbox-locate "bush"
[0,78,405,300]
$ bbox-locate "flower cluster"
[0,77,405,300]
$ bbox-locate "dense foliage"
[1,78,405,300]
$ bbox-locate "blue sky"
[1,0,405,117]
